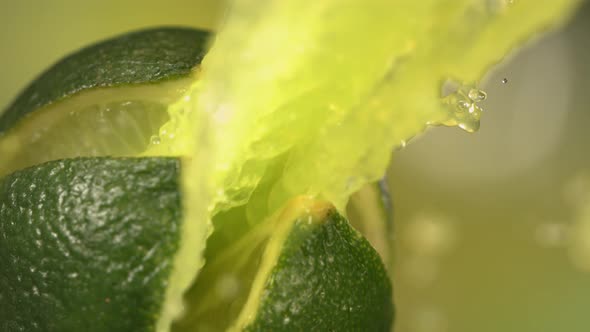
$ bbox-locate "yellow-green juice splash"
[149,1,581,329]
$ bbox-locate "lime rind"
[0,27,209,177]
[236,198,393,331]
[0,27,209,133]
[0,158,183,332]
[229,197,335,331]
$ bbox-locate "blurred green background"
[389,2,590,331]
[1,1,589,332]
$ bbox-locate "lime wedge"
[0,158,183,331]
[0,27,209,177]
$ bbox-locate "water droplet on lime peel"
[502,78,508,84]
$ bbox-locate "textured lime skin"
[246,210,394,332]
[0,157,182,332]
[0,27,210,133]
[0,25,395,332]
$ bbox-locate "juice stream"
[152,0,581,329]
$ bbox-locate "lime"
[1,1,580,330]
[0,158,182,331]
[0,27,394,331]
[0,158,392,331]
[0,28,214,330]
[0,27,209,177]
[239,201,393,332]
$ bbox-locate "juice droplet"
[150,135,161,145]
[455,100,471,113]
[440,82,487,133]
[468,89,487,102]
[502,78,508,84]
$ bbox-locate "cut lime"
[0,27,394,332]
[173,197,393,332]
[240,202,393,331]
[0,160,392,331]
[0,157,182,331]
[0,27,209,177]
